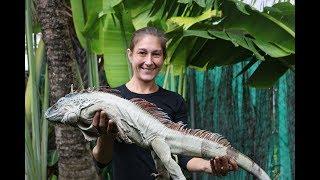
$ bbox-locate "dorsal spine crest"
[129,98,231,147]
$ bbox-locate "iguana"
[45,87,271,180]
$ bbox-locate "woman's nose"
[145,54,153,65]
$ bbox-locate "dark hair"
[129,27,167,57]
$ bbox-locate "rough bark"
[36,0,98,179]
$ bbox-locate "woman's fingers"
[99,111,107,127]
[211,156,236,176]
[92,111,101,127]
[229,158,239,171]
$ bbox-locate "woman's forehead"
[134,35,162,49]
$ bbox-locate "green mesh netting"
[183,62,294,180]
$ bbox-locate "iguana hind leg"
[150,137,186,180]
[151,150,170,180]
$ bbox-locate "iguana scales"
[45,87,271,180]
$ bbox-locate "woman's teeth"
[141,67,154,71]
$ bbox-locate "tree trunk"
[36,0,98,179]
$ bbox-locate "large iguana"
[45,87,271,180]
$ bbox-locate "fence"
[183,62,294,180]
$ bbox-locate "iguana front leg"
[151,150,170,180]
[150,137,186,180]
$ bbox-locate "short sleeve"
[174,96,188,124]
[177,154,192,170]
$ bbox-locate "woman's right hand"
[92,110,118,137]
[92,110,116,165]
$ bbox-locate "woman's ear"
[127,49,132,62]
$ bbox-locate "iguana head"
[44,91,117,141]
[44,88,131,142]
[44,93,94,125]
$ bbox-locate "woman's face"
[128,35,164,83]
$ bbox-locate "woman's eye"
[138,51,147,55]
[152,53,161,58]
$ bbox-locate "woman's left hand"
[210,156,239,176]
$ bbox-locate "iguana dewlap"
[45,87,271,180]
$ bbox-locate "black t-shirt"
[95,84,192,180]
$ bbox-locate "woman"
[92,27,238,179]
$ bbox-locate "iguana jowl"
[45,87,271,180]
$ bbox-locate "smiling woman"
[91,27,239,180]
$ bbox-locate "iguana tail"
[166,130,271,180]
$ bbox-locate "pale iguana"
[45,87,271,180]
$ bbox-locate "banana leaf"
[220,0,294,54]
[70,0,295,89]
[102,4,135,87]
[25,39,45,125]
[245,55,294,88]
[167,9,222,30]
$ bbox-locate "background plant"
[25,0,294,179]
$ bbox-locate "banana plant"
[25,0,48,179]
[161,0,294,88]
[127,0,294,91]
[26,0,54,178]
[70,0,294,91]
[71,0,135,88]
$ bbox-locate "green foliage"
[25,0,44,179]
[47,150,58,166]
[71,0,135,87]
[25,39,45,126]
[103,4,135,87]
[263,2,295,35]
[167,9,222,30]
[71,0,104,89]
[245,55,293,88]
[70,0,87,49]
[71,0,294,89]
[25,56,50,179]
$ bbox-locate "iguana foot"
[151,171,170,180]
[151,172,162,177]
